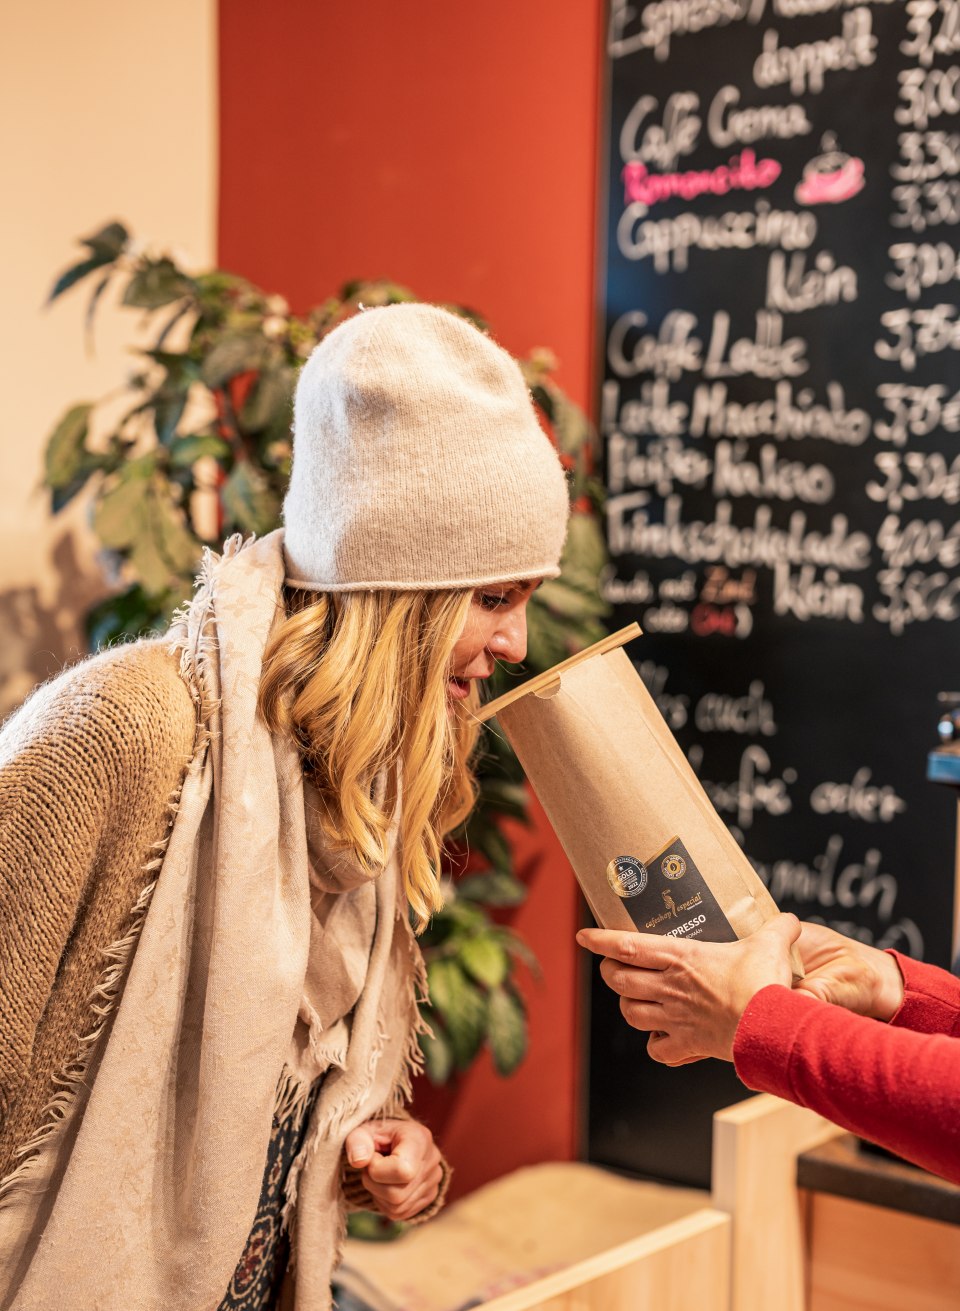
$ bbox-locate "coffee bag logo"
[661,853,686,879]
[606,855,648,898]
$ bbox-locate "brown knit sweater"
[0,640,197,1183]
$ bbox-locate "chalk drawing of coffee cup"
[795,135,865,206]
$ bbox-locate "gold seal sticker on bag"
[612,837,738,943]
[606,855,648,898]
[661,853,687,879]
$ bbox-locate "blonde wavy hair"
[258,586,482,929]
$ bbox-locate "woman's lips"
[448,675,480,699]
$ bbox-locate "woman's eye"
[479,592,510,610]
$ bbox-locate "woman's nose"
[488,610,528,665]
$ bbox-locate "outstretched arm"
[579,917,960,1184]
[735,982,960,1184]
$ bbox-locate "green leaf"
[561,512,607,578]
[200,333,270,388]
[84,582,170,649]
[426,958,487,1070]
[51,471,92,514]
[129,515,174,594]
[460,935,509,989]
[501,930,541,976]
[155,301,195,349]
[152,484,201,575]
[44,403,92,488]
[92,458,154,549]
[477,777,529,820]
[83,270,114,347]
[47,257,111,304]
[552,392,592,459]
[80,220,129,261]
[169,433,233,468]
[441,899,489,935]
[487,986,527,1077]
[458,871,528,907]
[473,821,513,875]
[152,390,188,445]
[221,460,281,535]
[122,258,194,310]
[537,576,609,621]
[241,364,294,432]
[346,1211,407,1242]
[523,606,571,672]
[418,1025,454,1085]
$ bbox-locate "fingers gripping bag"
[478,625,802,976]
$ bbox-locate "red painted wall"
[218,0,604,1194]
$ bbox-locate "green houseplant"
[44,220,609,1087]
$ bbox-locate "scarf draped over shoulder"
[0,530,428,1311]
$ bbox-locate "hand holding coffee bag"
[479,625,801,974]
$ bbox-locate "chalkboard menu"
[588,0,960,1187]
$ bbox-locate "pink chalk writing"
[622,150,782,207]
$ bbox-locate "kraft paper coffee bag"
[479,625,801,973]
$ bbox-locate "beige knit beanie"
[282,303,570,591]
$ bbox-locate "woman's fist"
[343,1118,444,1222]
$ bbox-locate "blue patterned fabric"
[217,1083,322,1311]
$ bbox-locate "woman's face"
[447,580,543,702]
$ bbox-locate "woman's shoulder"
[0,639,197,785]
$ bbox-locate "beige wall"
[0,0,217,711]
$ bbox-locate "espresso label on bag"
[610,837,737,943]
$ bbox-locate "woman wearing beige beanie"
[0,304,569,1311]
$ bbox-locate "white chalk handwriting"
[875,304,960,372]
[602,379,689,440]
[689,742,795,829]
[867,449,960,511]
[608,0,765,63]
[754,9,877,97]
[688,380,872,444]
[892,131,960,183]
[599,565,656,605]
[887,241,960,300]
[606,309,809,382]
[876,512,960,569]
[891,178,960,231]
[618,201,817,271]
[874,566,960,633]
[749,833,902,925]
[607,495,873,571]
[902,0,960,67]
[810,768,907,822]
[637,659,691,728]
[694,679,778,735]
[773,563,866,621]
[897,64,960,129]
[765,250,859,312]
[713,440,836,503]
[874,382,960,444]
[608,431,712,495]
[608,0,895,62]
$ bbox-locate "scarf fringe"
[281,915,434,1266]
[274,1067,318,1127]
[167,539,249,743]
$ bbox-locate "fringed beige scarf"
[0,530,428,1311]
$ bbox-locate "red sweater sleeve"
[886,950,960,1037]
[733,966,960,1185]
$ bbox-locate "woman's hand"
[577,915,801,1066]
[796,922,904,1020]
[343,1118,444,1221]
